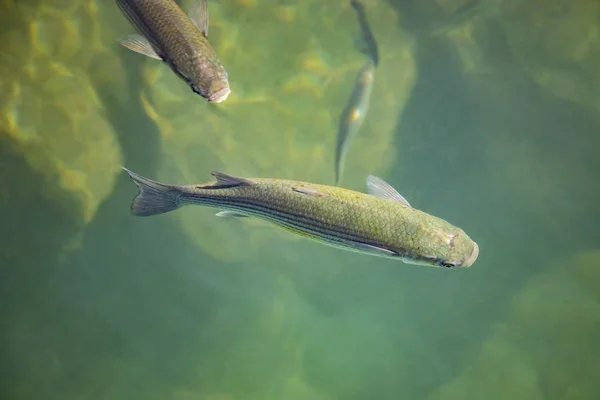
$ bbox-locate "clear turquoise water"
[1,0,600,399]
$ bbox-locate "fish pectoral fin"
[210,171,252,188]
[366,175,412,208]
[189,0,209,37]
[215,211,249,218]
[117,34,162,60]
[292,186,328,197]
[353,242,399,257]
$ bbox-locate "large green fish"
[122,168,479,269]
[115,0,230,103]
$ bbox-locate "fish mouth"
[208,87,231,103]
[462,242,479,268]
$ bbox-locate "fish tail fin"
[122,167,183,216]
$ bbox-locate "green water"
[1,0,600,399]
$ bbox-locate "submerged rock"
[0,0,126,225]
[430,250,600,400]
[137,0,417,262]
[499,0,600,109]
[413,0,600,111]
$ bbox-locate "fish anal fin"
[117,34,162,60]
[189,0,209,37]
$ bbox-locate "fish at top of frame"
[115,0,230,103]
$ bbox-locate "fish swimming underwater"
[333,0,380,186]
[334,60,376,186]
[350,0,379,66]
[115,0,230,103]
[122,168,479,269]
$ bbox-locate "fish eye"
[442,262,456,268]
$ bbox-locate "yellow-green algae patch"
[0,0,126,224]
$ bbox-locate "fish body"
[115,0,230,103]
[350,0,379,66]
[122,168,479,269]
[334,60,376,186]
[333,1,379,186]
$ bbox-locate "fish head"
[189,58,231,103]
[431,229,479,269]
[403,226,479,269]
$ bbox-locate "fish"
[121,167,479,269]
[115,0,230,103]
[334,60,376,186]
[350,0,379,67]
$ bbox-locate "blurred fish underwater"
[122,167,479,268]
[334,0,380,186]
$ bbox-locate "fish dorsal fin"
[211,171,251,187]
[189,0,209,37]
[353,242,399,257]
[366,175,412,207]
